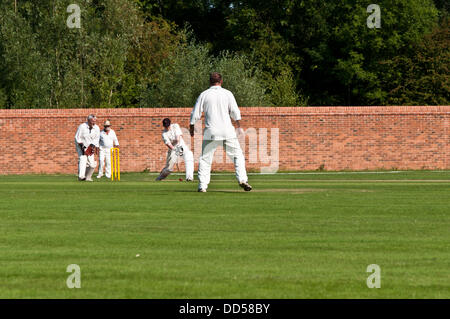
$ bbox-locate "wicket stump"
[111,147,120,181]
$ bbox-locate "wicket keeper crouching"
[156,118,194,181]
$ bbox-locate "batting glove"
[175,146,184,156]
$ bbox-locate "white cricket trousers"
[157,146,194,181]
[98,147,112,178]
[75,143,97,179]
[198,138,248,190]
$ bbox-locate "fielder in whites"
[156,118,194,181]
[74,114,100,181]
[190,72,252,192]
[97,120,119,179]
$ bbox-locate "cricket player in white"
[190,72,252,192]
[156,118,194,181]
[97,120,119,179]
[74,114,100,181]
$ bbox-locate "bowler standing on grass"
[97,120,119,179]
[74,114,100,181]
[190,72,252,192]
[156,118,194,181]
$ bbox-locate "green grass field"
[0,171,449,298]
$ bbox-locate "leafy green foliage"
[383,17,449,105]
[141,38,269,107]
[0,4,53,108]
[141,39,212,107]
[0,0,179,108]
[268,69,305,106]
[0,0,447,107]
[137,0,443,106]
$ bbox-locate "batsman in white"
[156,118,194,181]
[97,120,120,179]
[74,114,100,181]
[190,72,252,192]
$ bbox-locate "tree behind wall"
[0,0,179,108]
[382,17,449,105]
[140,39,271,107]
[136,0,443,106]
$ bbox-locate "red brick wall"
[0,106,449,175]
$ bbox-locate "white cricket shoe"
[97,174,103,179]
[198,188,206,193]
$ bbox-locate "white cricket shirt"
[74,122,100,148]
[99,129,119,148]
[190,86,241,140]
[162,124,185,146]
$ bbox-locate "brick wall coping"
[0,106,449,118]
